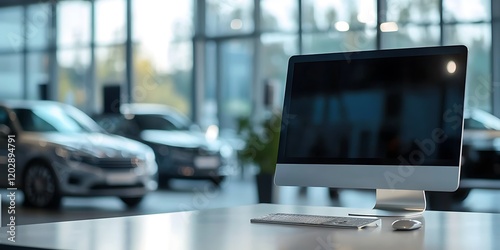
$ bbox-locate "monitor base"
[349,189,426,217]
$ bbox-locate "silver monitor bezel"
[274,45,467,192]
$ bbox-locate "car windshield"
[14,105,100,133]
[465,109,500,130]
[133,114,192,131]
[464,118,488,130]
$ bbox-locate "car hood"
[21,132,151,158]
[140,130,221,150]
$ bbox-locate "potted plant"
[237,111,281,203]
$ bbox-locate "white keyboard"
[251,213,380,229]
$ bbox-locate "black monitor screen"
[278,46,468,166]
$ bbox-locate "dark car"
[0,100,158,208]
[444,108,500,203]
[461,109,500,179]
[95,104,235,187]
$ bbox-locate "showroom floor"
[2,174,500,226]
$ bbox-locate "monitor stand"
[349,189,426,217]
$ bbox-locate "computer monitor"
[275,45,468,217]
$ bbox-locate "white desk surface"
[1,203,499,250]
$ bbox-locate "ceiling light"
[334,21,350,32]
[380,22,398,32]
[230,19,243,30]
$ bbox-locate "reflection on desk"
[1,204,499,250]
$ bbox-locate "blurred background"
[0,0,499,225]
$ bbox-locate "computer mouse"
[391,219,422,231]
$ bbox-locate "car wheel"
[452,188,471,202]
[23,163,61,208]
[120,196,144,208]
[328,188,339,200]
[210,176,225,187]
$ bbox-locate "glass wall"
[0,0,497,130]
[219,39,253,128]
[0,6,23,100]
[95,0,126,113]
[443,0,492,112]
[25,3,50,100]
[26,4,50,49]
[206,0,254,35]
[27,52,49,99]
[0,54,22,98]
[259,34,298,108]
[56,1,91,110]
[201,0,495,130]
[0,6,23,50]
[261,0,297,32]
[95,0,125,45]
[132,0,193,115]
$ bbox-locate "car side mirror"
[0,124,11,137]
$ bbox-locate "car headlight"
[205,125,219,141]
[55,146,97,164]
[55,146,71,158]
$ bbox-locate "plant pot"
[256,173,274,203]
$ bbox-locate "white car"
[0,100,158,208]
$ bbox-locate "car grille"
[170,147,219,161]
[198,148,218,156]
[91,158,139,170]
